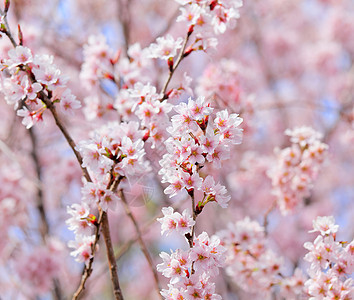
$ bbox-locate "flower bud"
[4,0,10,14]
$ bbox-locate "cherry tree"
[0,0,353,299]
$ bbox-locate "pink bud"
[4,0,10,14]
[18,24,23,45]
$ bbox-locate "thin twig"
[27,127,49,238]
[184,189,197,250]
[0,8,17,47]
[39,96,92,182]
[72,209,103,300]
[263,200,277,236]
[160,31,192,99]
[27,123,63,300]
[119,189,163,299]
[117,0,131,56]
[187,189,197,274]
[190,190,196,241]
[72,175,124,300]
[86,200,187,295]
[101,211,125,300]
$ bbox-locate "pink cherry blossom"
[0,1,354,299]
[157,207,195,236]
[148,35,184,60]
[6,46,33,69]
[68,234,96,264]
[66,202,94,235]
[59,89,82,114]
[309,215,339,235]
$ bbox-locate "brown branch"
[84,219,153,295]
[263,200,277,236]
[184,189,197,250]
[27,126,49,239]
[43,100,92,182]
[0,8,17,47]
[26,121,63,300]
[117,0,132,56]
[72,175,124,300]
[190,190,196,241]
[1,15,125,300]
[30,58,124,300]
[101,211,124,300]
[119,189,163,299]
[72,209,104,300]
[86,199,187,296]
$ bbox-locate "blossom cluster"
[157,207,226,299]
[176,0,243,36]
[148,0,244,68]
[159,96,242,210]
[124,82,173,148]
[156,96,243,299]
[148,0,243,61]
[67,121,150,262]
[80,36,178,149]
[268,126,328,215]
[217,217,306,299]
[304,216,354,300]
[80,35,155,91]
[158,207,195,236]
[80,35,159,123]
[1,0,354,299]
[0,46,80,128]
[77,121,150,183]
[79,0,244,151]
[66,201,97,263]
[148,35,184,61]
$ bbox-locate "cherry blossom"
[58,89,81,114]
[157,207,195,236]
[6,46,33,69]
[309,215,339,235]
[66,202,95,235]
[148,35,184,61]
[304,216,354,299]
[0,0,353,299]
[68,234,96,263]
[268,126,328,215]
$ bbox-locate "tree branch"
[101,211,125,300]
[117,0,132,56]
[0,14,125,299]
[119,189,163,299]
[160,30,192,99]
[28,126,63,300]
